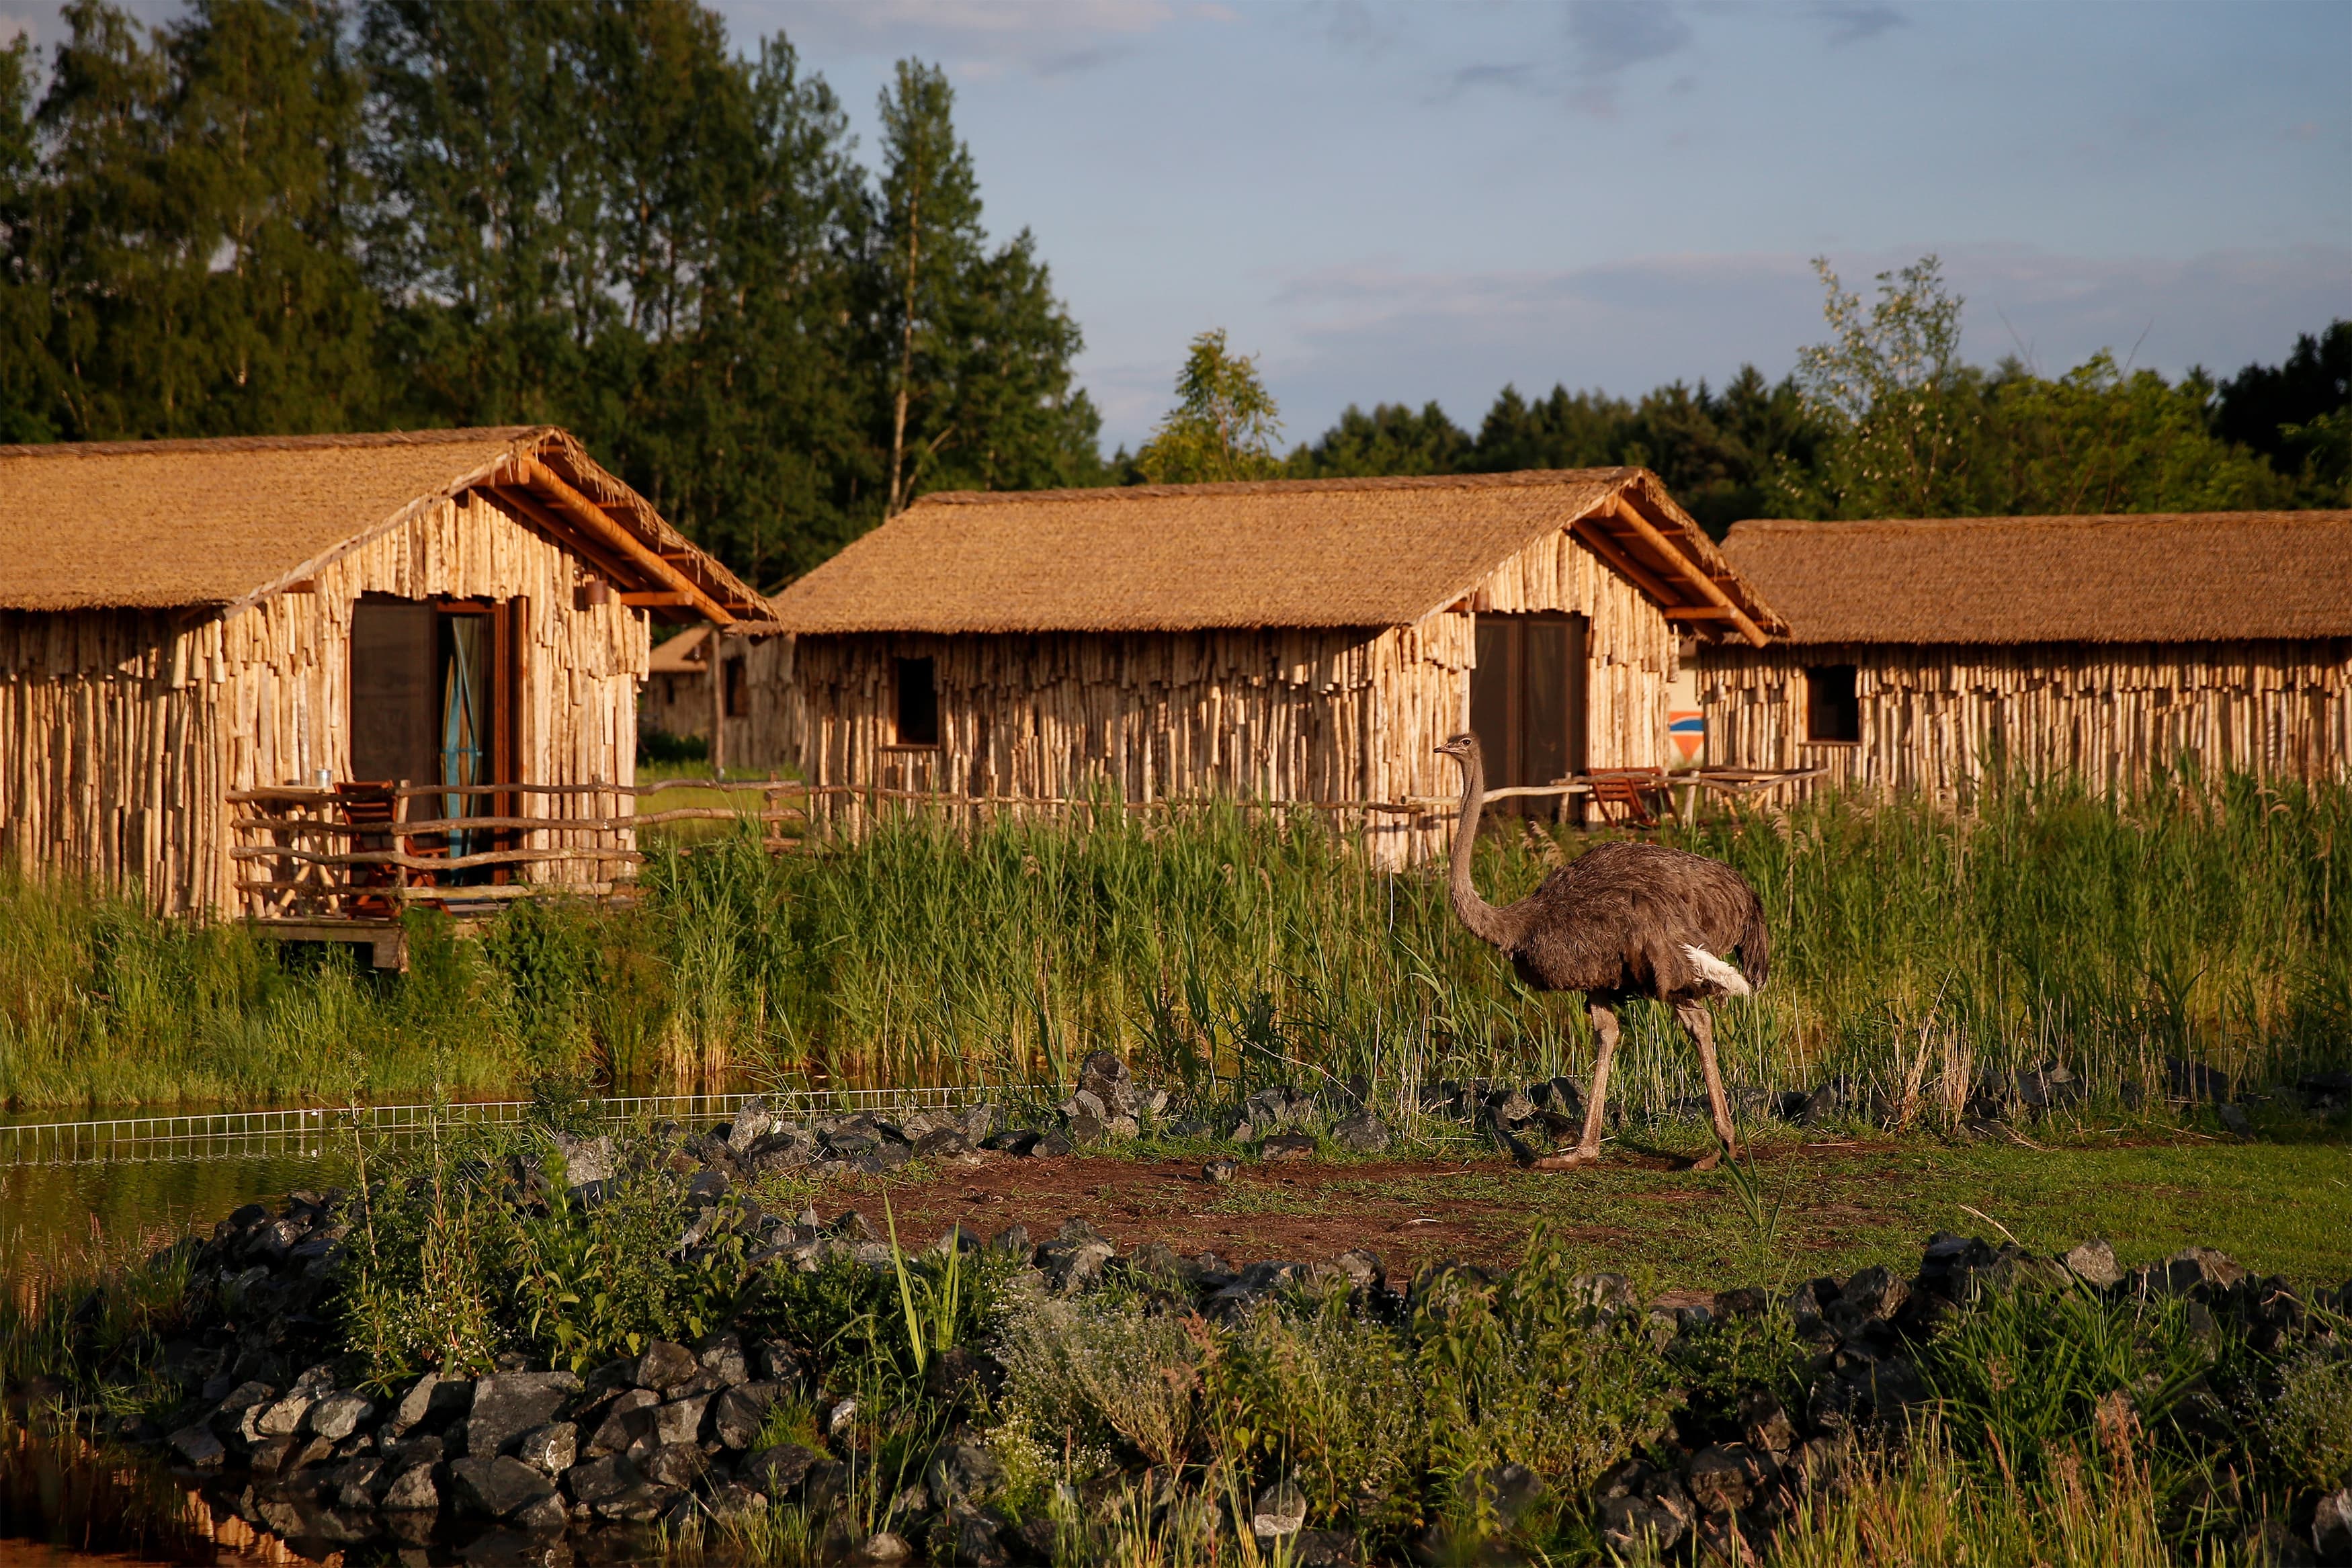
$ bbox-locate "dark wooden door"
[349,599,437,787]
[1470,613,1589,808]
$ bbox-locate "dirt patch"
[796,1149,1681,1273]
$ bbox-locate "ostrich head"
[1435,732,1481,763]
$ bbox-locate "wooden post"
[708,629,729,777]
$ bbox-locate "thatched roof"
[0,427,775,626]
[1722,512,2352,646]
[769,468,1783,644]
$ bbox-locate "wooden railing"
[227,778,810,920]
[230,767,1834,922]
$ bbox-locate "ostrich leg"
[1677,1002,1740,1171]
[1534,1001,1620,1170]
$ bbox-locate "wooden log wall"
[794,523,1677,864]
[1700,639,2352,805]
[639,632,799,773]
[1,491,648,915]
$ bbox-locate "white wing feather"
[1681,944,1753,997]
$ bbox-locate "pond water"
[1,1157,349,1302]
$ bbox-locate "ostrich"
[1435,732,1769,1170]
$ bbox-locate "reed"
[1,770,2345,1119]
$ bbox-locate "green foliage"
[1135,329,1284,484]
[2216,320,2352,503]
[1783,255,1976,517]
[996,1295,1204,1469]
[1,0,1095,588]
[2259,1344,2352,1493]
[1409,1231,1681,1506]
[1211,1293,1423,1531]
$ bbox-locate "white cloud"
[726,0,1177,77]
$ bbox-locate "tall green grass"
[3,771,2345,1117]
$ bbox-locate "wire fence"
[0,1084,1046,1168]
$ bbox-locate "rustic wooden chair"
[1585,767,1669,830]
[334,781,444,918]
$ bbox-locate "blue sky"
[11,0,2349,451]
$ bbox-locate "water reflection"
[2,1159,351,1301]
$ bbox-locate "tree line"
[4,3,2345,586]
[1271,263,2349,535]
[0,0,1101,588]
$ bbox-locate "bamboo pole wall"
[1,491,649,915]
[1700,640,2352,806]
[640,632,799,772]
[793,524,1677,864]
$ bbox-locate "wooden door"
[349,599,437,787]
[1470,613,1589,811]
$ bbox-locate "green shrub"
[995,1295,1204,1468]
[2263,1344,2352,1492]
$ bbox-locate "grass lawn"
[827,1129,2352,1294]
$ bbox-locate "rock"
[594,1481,685,1522]
[726,1096,775,1153]
[2312,1489,2352,1561]
[1038,1235,1116,1293]
[743,1443,821,1495]
[2217,1103,2253,1137]
[586,1388,657,1455]
[512,1489,569,1532]
[950,1507,1012,1567]
[915,1127,970,1158]
[990,1223,1033,1258]
[711,1383,784,1449]
[1033,1132,1073,1158]
[2167,1056,2231,1103]
[1252,1479,1308,1538]
[514,1422,577,1475]
[1685,1444,1764,1514]
[1474,1462,1544,1524]
[304,1391,372,1442]
[1203,1158,1239,1184]
[1825,1266,1908,1336]
[1259,1132,1317,1162]
[1078,1051,1140,1115]
[466,1371,582,1458]
[167,1423,225,1468]
[1289,1529,1360,1566]
[2174,1246,2246,1287]
[850,1531,913,1564]
[646,1393,712,1449]
[330,1457,384,1509]
[255,1391,315,1437]
[450,1454,558,1519]
[632,1340,700,1393]
[980,1129,1042,1156]
[1334,1248,1385,1293]
[926,1442,1005,1506]
[1739,1391,1799,1454]
[551,1131,614,1186]
[562,1454,637,1509]
[696,1330,751,1387]
[2062,1238,2124,1289]
[1331,1112,1390,1153]
[640,1442,707,1489]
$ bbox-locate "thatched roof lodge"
[0,427,773,918]
[1702,511,2352,799]
[769,468,1783,861]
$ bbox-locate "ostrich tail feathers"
[1681,943,1753,998]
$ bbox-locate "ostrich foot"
[1531,1147,1604,1170]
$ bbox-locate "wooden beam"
[622,592,696,607]
[1568,515,1682,605]
[485,485,648,591]
[1603,496,1769,648]
[510,455,737,626]
[1664,607,1734,621]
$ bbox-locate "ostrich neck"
[1447,749,1517,949]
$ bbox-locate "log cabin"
[640,623,798,774]
[1700,511,2352,801]
[766,469,1783,863]
[0,427,774,928]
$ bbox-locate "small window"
[894,656,939,746]
[1806,664,1860,744]
[723,656,749,718]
